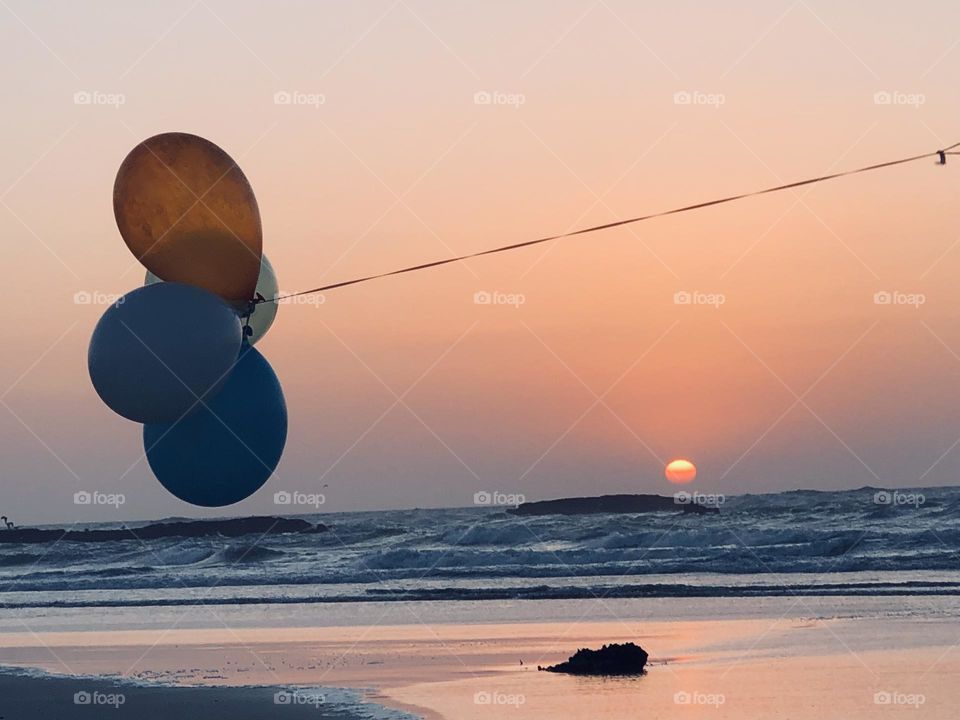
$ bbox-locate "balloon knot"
[938,150,947,165]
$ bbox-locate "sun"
[665,459,697,484]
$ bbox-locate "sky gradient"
[2,0,960,523]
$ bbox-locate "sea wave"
[0,486,957,603]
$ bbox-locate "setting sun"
[665,459,697,484]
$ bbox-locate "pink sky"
[1,0,959,522]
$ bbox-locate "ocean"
[1,485,957,614]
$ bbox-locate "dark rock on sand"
[509,493,719,516]
[541,642,649,676]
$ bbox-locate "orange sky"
[2,1,960,522]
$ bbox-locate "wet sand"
[0,609,957,718]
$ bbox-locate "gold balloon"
[114,132,262,303]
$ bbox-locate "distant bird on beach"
[1,516,15,530]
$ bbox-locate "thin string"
[264,141,958,305]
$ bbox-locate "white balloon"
[146,255,279,345]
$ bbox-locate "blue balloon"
[143,345,287,507]
[88,283,243,423]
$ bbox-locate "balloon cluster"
[88,133,287,507]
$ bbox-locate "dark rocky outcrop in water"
[508,493,719,516]
[541,642,649,676]
[0,516,326,544]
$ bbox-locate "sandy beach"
[0,597,956,719]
